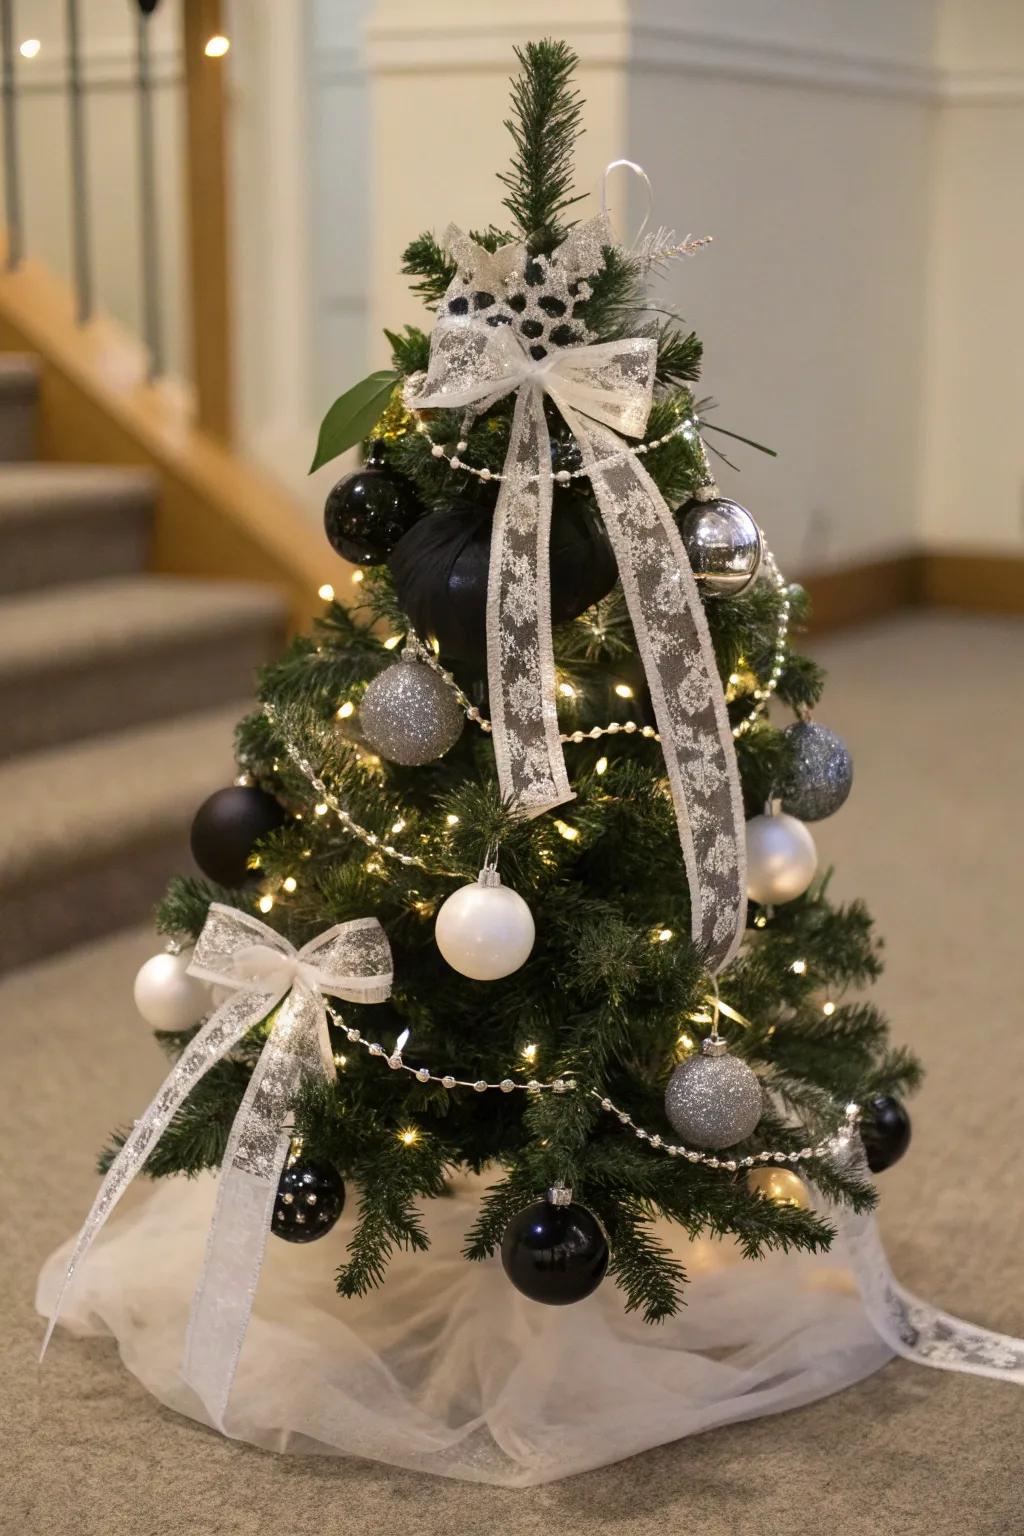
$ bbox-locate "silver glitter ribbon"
[41,903,393,1423]
[406,219,745,969]
[835,1142,1024,1383]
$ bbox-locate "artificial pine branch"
[498,40,585,246]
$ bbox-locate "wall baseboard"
[800,550,1024,632]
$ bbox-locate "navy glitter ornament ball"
[861,1095,912,1174]
[781,721,854,822]
[272,1159,346,1242]
[324,440,420,567]
[501,1187,609,1305]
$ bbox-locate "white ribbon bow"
[42,904,393,1424]
[407,221,746,970]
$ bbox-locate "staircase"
[0,355,287,973]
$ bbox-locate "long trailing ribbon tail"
[182,983,334,1423]
[563,408,747,971]
[181,914,392,1424]
[486,382,573,817]
[39,985,281,1361]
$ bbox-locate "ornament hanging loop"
[599,158,654,249]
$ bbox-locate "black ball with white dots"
[272,1159,345,1243]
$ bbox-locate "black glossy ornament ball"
[501,1198,609,1305]
[390,499,618,665]
[324,440,420,566]
[189,785,285,886]
[861,1095,912,1174]
[272,1159,345,1243]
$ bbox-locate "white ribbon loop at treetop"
[41,903,393,1425]
[405,215,746,971]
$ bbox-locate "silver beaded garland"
[358,656,464,765]
[664,1038,763,1148]
[678,497,763,597]
[781,721,853,822]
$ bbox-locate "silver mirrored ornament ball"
[745,806,818,905]
[664,1038,763,1148]
[358,656,464,766]
[781,721,853,822]
[678,497,763,597]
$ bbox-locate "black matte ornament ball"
[272,1159,345,1243]
[189,785,286,886]
[390,499,618,665]
[501,1198,609,1305]
[861,1095,912,1174]
[324,440,421,566]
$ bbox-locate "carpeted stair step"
[0,464,154,596]
[0,354,39,461]
[0,573,285,761]
[0,700,247,971]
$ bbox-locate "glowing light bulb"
[351,570,364,584]
[822,999,836,1016]
[656,927,674,943]
[595,756,608,775]
[19,38,41,59]
[554,819,579,841]
[282,876,297,893]
[399,1128,419,1146]
[614,683,633,699]
[337,701,355,719]
[521,1043,538,1062]
[383,635,402,650]
[204,34,230,57]
[445,813,459,826]
[790,958,807,975]
[318,583,335,602]
[333,1053,347,1068]
[258,894,274,914]
[677,1031,696,1054]
[391,817,406,834]
[558,682,576,698]
[314,802,328,817]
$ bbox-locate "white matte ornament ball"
[435,870,535,981]
[133,951,209,1030]
[745,808,818,905]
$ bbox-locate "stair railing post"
[136,7,164,380]
[182,0,232,442]
[65,0,93,323]
[0,0,23,270]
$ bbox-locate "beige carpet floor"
[3,612,1023,1536]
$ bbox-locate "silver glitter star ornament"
[359,656,464,766]
[664,1036,763,1148]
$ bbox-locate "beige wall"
[364,0,1024,571]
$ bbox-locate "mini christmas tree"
[55,41,922,1376]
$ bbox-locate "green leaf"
[309,370,401,473]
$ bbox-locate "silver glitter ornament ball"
[781,721,853,822]
[359,657,464,766]
[665,1039,763,1148]
[678,497,763,597]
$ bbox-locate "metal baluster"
[65,0,92,322]
[0,0,23,269]
[136,9,163,377]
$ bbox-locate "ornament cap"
[477,866,502,889]
[702,1036,729,1058]
[546,1182,573,1206]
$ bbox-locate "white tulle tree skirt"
[37,1172,894,1486]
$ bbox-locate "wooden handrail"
[183,0,232,443]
